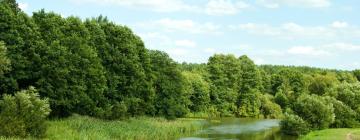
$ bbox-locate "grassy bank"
[1,115,205,140]
[301,128,360,140]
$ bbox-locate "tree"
[331,82,360,112]
[0,42,10,75]
[324,97,358,128]
[280,114,310,136]
[207,54,240,90]
[0,2,44,94]
[259,94,283,119]
[274,90,289,109]
[207,54,240,116]
[0,0,20,14]
[182,71,210,112]
[236,89,261,117]
[96,21,155,117]
[308,74,338,95]
[0,87,51,138]
[293,94,335,130]
[149,50,189,119]
[354,69,360,82]
[238,55,261,93]
[31,12,108,117]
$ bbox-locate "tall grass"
[44,115,204,140]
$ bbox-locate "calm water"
[180,118,298,140]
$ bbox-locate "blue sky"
[17,0,360,70]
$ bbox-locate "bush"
[324,97,358,128]
[259,94,283,119]
[293,94,335,130]
[280,114,310,136]
[0,87,51,138]
[111,101,128,120]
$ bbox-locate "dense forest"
[0,0,360,138]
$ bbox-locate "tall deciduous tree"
[0,42,10,75]
[149,50,189,119]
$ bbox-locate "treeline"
[1,0,360,137]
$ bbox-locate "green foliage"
[259,94,283,119]
[331,82,360,111]
[238,55,261,93]
[207,54,240,116]
[324,97,358,128]
[336,72,358,83]
[182,71,210,112]
[308,74,338,95]
[274,90,289,108]
[236,89,261,118]
[280,114,310,136]
[0,87,51,138]
[207,54,240,90]
[149,50,189,119]
[1,1,360,138]
[31,12,107,117]
[210,86,237,117]
[293,94,335,130]
[0,42,10,75]
[109,101,128,120]
[354,69,360,82]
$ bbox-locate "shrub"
[280,113,310,136]
[259,94,283,119]
[274,91,288,108]
[0,87,51,138]
[293,94,335,130]
[324,97,358,128]
[111,101,128,120]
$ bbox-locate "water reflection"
[180,118,297,140]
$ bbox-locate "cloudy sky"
[18,0,360,70]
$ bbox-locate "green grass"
[301,128,360,140]
[1,115,205,140]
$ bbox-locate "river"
[180,118,298,140]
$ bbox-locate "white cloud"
[73,0,252,15]
[167,48,189,56]
[331,21,348,28]
[74,0,199,12]
[18,3,29,10]
[287,46,332,56]
[257,0,331,8]
[205,0,249,16]
[230,23,281,36]
[323,43,360,51]
[229,22,360,40]
[137,18,221,34]
[175,40,197,48]
[285,43,360,57]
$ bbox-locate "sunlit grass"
[300,128,360,140]
[0,115,205,140]
[45,115,204,140]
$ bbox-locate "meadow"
[1,115,204,140]
[301,128,360,140]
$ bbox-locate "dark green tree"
[207,54,240,116]
[354,69,360,82]
[149,50,189,119]
[182,71,210,112]
[0,42,10,75]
